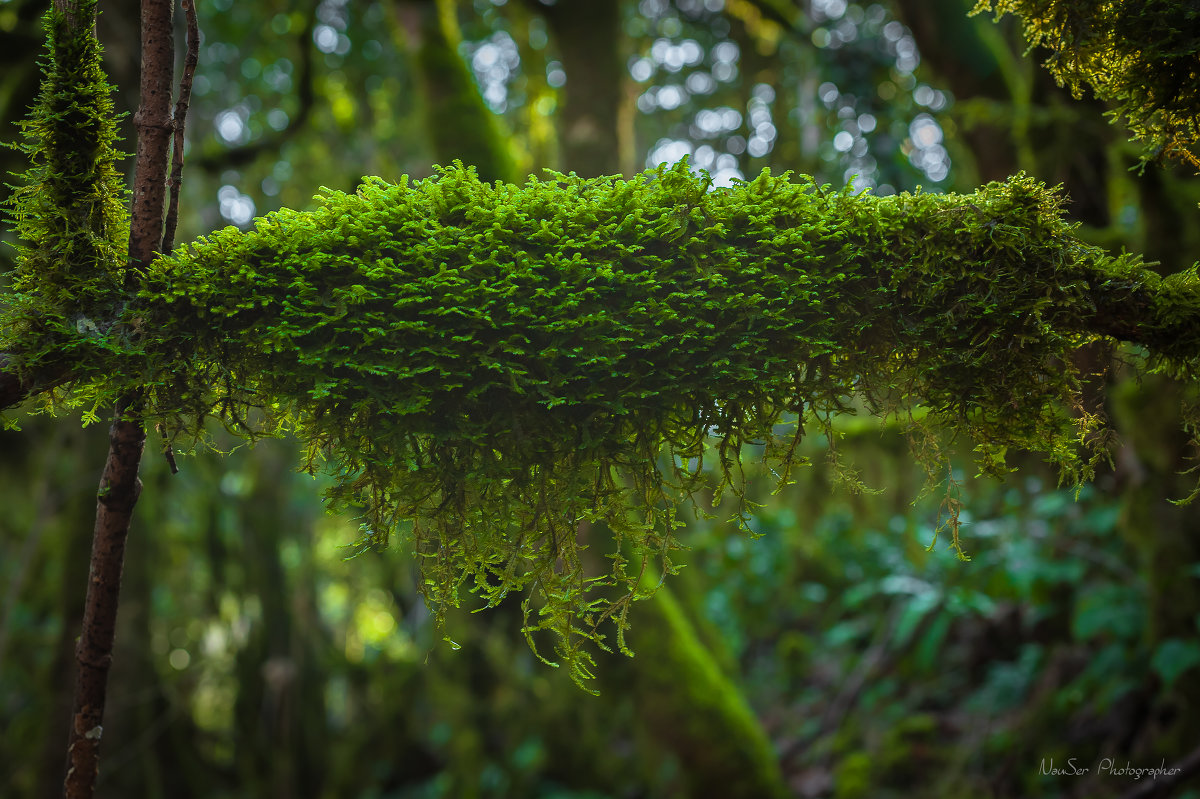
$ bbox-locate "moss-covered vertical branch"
[2,0,128,398]
[63,0,175,796]
[620,564,792,798]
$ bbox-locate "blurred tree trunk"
[622,569,792,799]
[1111,378,1200,741]
[538,0,627,175]
[1108,192,1200,753]
[231,446,329,799]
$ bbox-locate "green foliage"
[682,432,1191,797]
[0,3,1192,680]
[1,0,129,390]
[972,0,1200,167]
[74,160,1170,684]
[1150,638,1200,688]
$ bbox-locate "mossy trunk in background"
[621,581,791,799]
[1110,378,1200,752]
[395,0,517,183]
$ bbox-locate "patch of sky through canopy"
[627,0,955,193]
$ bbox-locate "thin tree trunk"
[62,0,176,796]
[62,395,147,798]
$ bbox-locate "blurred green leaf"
[1151,638,1200,688]
[1071,583,1144,641]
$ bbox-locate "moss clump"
[101,161,1181,684]
[972,0,1200,166]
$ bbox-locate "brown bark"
[62,0,175,796]
[52,0,83,31]
[128,0,175,272]
[62,395,146,799]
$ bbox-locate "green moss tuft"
[972,0,1200,166]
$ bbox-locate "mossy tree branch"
[87,164,1200,683]
[5,155,1200,686]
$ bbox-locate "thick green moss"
[105,161,1189,683]
[5,0,1200,692]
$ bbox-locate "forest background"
[1,0,1199,797]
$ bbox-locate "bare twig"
[156,424,180,474]
[157,0,197,475]
[161,0,199,255]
